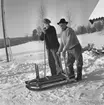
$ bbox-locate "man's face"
[59,23,67,31]
[43,23,49,29]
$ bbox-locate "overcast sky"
[0,0,98,38]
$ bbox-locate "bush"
[86,24,92,33]
[91,26,96,33]
[75,25,87,35]
[93,21,103,31]
[32,29,39,40]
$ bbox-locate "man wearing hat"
[57,18,83,81]
[39,18,63,76]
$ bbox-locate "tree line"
[75,20,104,35]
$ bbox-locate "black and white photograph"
[0,0,104,105]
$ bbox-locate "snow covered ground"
[0,31,104,105]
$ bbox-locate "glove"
[62,51,66,58]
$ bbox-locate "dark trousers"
[66,44,83,79]
[47,49,62,76]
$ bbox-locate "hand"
[56,51,60,56]
[36,27,42,36]
[42,27,47,34]
[62,51,66,58]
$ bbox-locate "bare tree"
[66,9,76,29]
[36,0,47,37]
[37,0,47,29]
[66,9,72,27]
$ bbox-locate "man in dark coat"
[39,18,63,76]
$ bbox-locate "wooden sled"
[25,59,76,91]
[25,73,76,91]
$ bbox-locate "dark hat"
[43,18,51,24]
[57,18,68,25]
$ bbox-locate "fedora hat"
[57,18,68,25]
[43,18,51,24]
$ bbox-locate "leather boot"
[68,66,75,79]
[76,66,82,81]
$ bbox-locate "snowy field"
[0,31,104,105]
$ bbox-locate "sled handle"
[63,54,70,81]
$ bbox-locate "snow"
[0,31,104,105]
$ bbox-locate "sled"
[25,73,76,91]
[25,57,76,91]
[25,73,66,85]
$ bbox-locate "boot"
[68,66,75,79]
[76,66,82,81]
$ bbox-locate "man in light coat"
[57,18,83,81]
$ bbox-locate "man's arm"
[39,32,45,41]
[58,38,64,53]
[37,27,46,41]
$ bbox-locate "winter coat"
[40,26,59,49]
